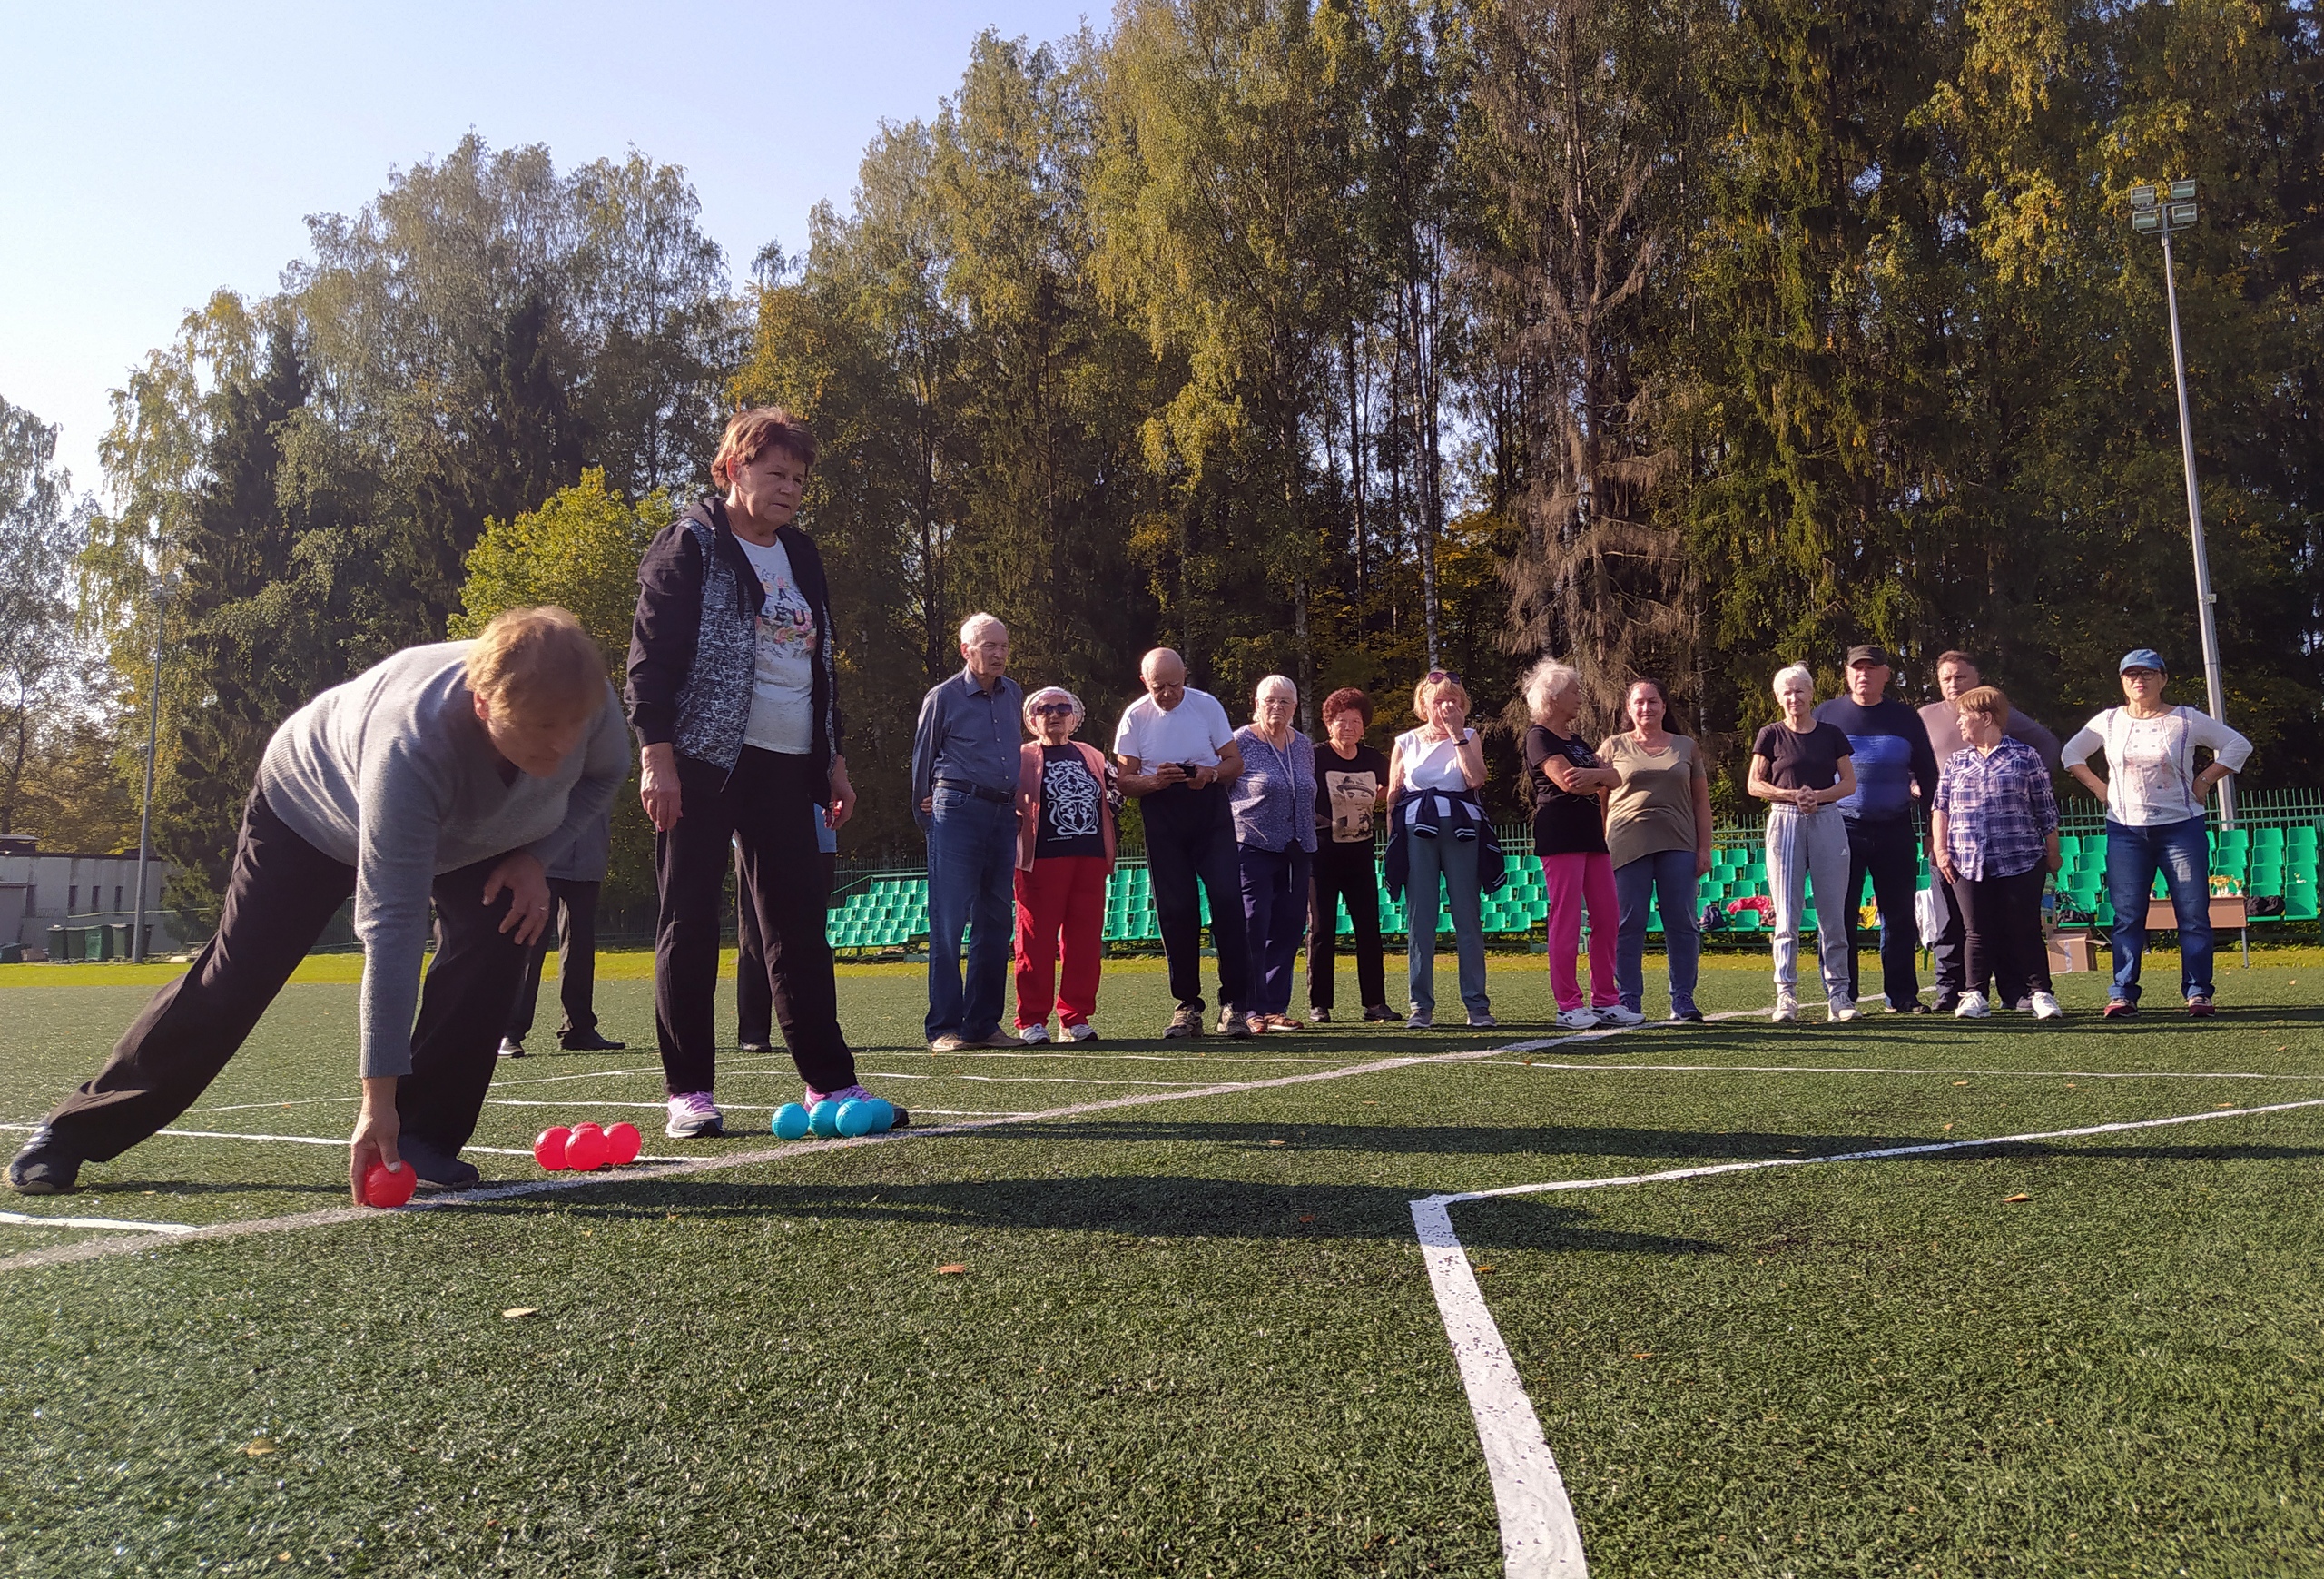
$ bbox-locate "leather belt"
[934,778,1013,804]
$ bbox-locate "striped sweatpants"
[1766,804,1854,1002]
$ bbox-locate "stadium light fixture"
[131,568,180,963]
[2127,177,2236,827]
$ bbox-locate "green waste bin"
[47,926,68,960]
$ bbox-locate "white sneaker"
[665,1091,724,1139]
[1066,1021,1098,1042]
[2029,991,2063,1021]
[1019,1023,1051,1044]
[1772,990,1798,1023]
[1827,995,1859,1022]
[1594,1004,1646,1028]
[1556,1007,1601,1031]
[1955,991,1991,1020]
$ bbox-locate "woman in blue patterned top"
[1231,676,1318,1032]
[1930,686,2063,1022]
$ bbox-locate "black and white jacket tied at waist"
[1383,787,1509,903]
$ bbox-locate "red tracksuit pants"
[1013,855,1108,1029]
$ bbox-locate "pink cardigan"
[1016,740,1118,873]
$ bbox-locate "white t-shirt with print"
[1113,688,1234,768]
[734,535,817,755]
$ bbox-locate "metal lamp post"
[130,569,179,963]
[2128,179,2236,827]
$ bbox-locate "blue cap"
[2119,648,2167,674]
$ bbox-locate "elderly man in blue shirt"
[912,613,1026,1051]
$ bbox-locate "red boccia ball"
[363,1160,416,1209]
[605,1121,642,1166]
[565,1125,609,1172]
[534,1127,572,1170]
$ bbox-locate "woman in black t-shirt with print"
[1012,686,1118,1043]
[1521,657,1640,1031]
[1747,663,1860,1023]
[1306,687,1393,1022]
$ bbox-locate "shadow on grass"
[471,1173,1726,1254]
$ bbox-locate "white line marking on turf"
[1411,1196,1587,1579]
[1476,1061,2324,1082]
[1409,1092,2324,1579]
[0,1209,198,1236]
[0,1030,1621,1272]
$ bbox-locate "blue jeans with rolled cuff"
[2104,816,2212,1004]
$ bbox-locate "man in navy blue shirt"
[911,614,1025,1052]
[1815,645,1941,1012]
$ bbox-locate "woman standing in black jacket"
[627,408,897,1137]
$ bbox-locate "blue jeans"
[1239,843,1312,1018]
[1613,848,1700,1015]
[2105,816,2213,1004]
[1405,829,1489,1019]
[925,789,1018,1040]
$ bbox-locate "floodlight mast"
[2130,180,2237,827]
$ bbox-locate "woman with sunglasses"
[2062,648,2250,1019]
[1386,669,1502,1029]
[1012,686,1118,1043]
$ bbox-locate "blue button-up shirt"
[1933,738,2058,881]
[911,669,1025,830]
[1229,725,1316,853]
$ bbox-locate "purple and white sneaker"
[803,1083,911,1130]
[665,1091,724,1139]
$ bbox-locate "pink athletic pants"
[1541,852,1620,1012]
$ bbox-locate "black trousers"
[656,747,851,1095]
[1306,840,1386,1012]
[737,845,836,1048]
[44,787,530,1162]
[1955,865,2052,1005]
[1843,815,1924,1008]
[1139,782,1251,1012]
[507,877,602,1041]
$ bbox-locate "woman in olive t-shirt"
[1597,679,1714,1021]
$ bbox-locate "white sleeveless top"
[1396,728,1474,792]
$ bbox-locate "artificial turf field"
[2,952,2320,1577]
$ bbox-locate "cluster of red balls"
[533,1120,643,1172]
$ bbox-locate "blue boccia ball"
[835,1100,875,1138]
[865,1098,896,1133]
[773,1102,811,1140]
[807,1100,840,1138]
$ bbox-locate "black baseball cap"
[1846,644,1892,668]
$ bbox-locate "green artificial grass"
[1,960,2319,1575]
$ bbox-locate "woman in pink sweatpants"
[1521,658,1645,1031]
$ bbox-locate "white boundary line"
[1408,1093,2324,1579]
[0,1209,196,1236]
[0,1031,1625,1275]
[1474,1060,2324,1082]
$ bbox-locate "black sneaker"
[738,1040,774,1054]
[1889,999,1931,1015]
[6,1127,80,1195]
[559,1030,627,1051]
[1362,1004,1400,1022]
[497,1037,527,1059]
[395,1135,482,1190]
[1933,995,1961,1014]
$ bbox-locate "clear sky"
[3,0,1097,497]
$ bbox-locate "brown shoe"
[1163,1007,1204,1039]
[965,1030,1021,1049]
[929,1033,971,1053]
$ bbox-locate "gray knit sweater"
[256,643,631,1077]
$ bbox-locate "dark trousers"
[507,878,602,1042]
[44,787,529,1162]
[1930,871,1971,1003]
[1140,783,1251,1012]
[656,748,851,1096]
[1307,841,1386,1012]
[1238,842,1311,1018]
[739,846,836,1048]
[1955,865,2052,1005]
[1843,815,1924,1008]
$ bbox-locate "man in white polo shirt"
[1115,648,1250,1038]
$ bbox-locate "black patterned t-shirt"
[1035,746,1106,858]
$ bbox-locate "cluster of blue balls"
[772,1097,897,1140]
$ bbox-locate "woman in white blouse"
[1387,673,1492,1029]
[2061,648,2251,1019]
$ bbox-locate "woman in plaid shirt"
[1930,686,2063,1021]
